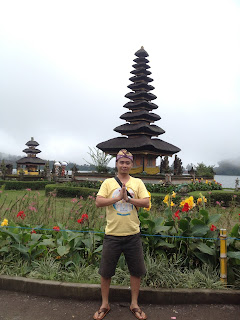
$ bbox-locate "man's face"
[116,157,133,174]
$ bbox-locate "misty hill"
[214,158,240,175]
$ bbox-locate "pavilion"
[97,47,180,174]
[16,137,46,175]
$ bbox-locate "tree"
[84,147,113,173]
[196,163,215,177]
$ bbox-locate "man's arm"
[96,195,122,207]
[127,197,149,208]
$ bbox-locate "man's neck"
[117,173,131,184]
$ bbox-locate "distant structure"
[16,137,46,175]
[97,47,180,174]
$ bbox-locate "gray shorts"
[99,232,146,278]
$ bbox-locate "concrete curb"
[0,275,240,305]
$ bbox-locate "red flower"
[82,213,88,220]
[31,229,36,234]
[77,218,84,224]
[77,213,88,224]
[173,210,180,220]
[210,224,217,231]
[182,203,190,212]
[17,211,26,220]
[53,226,60,231]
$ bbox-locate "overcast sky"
[0,0,239,168]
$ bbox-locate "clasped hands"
[117,183,129,202]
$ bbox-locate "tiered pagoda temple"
[16,137,46,175]
[97,47,180,174]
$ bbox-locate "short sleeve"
[138,179,150,199]
[97,180,109,198]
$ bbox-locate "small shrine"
[16,137,46,175]
[97,47,181,174]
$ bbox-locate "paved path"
[0,290,240,320]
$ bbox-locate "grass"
[0,251,225,290]
[1,189,239,234]
[0,189,106,231]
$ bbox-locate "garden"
[0,179,240,290]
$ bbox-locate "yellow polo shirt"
[97,176,149,236]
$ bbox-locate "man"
[93,149,150,320]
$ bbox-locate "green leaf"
[31,233,42,242]
[93,244,103,253]
[82,238,92,249]
[11,243,29,254]
[230,224,239,238]
[0,246,9,253]
[0,229,21,243]
[57,245,70,256]
[191,225,209,236]
[199,209,209,223]
[156,240,176,248]
[228,251,240,260]
[196,243,215,255]
[208,214,222,225]
[191,219,205,226]
[39,238,55,248]
[154,225,171,233]
[179,219,189,232]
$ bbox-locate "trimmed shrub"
[188,191,240,207]
[45,184,98,199]
[0,180,55,190]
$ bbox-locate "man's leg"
[93,276,111,319]
[130,275,146,319]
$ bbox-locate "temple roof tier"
[22,148,41,154]
[120,110,161,122]
[96,136,180,156]
[135,47,149,57]
[133,57,149,64]
[132,63,150,69]
[127,83,154,92]
[17,157,46,165]
[26,138,39,147]
[123,101,158,110]
[129,75,153,83]
[125,91,157,101]
[114,123,165,136]
[130,68,151,76]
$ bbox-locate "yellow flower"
[206,180,208,184]
[147,191,151,200]
[197,198,202,205]
[203,196,207,203]
[180,196,195,209]
[163,194,169,204]
[170,201,175,207]
[144,202,152,211]
[172,191,176,198]
[180,200,185,207]
[1,218,8,227]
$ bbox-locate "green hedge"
[188,190,240,207]
[0,180,55,190]
[45,184,98,198]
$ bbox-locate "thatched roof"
[22,148,41,154]
[114,123,165,136]
[26,137,39,147]
[17,157,46,165]
[120,110,160,122]
[125,91,157,101]
[123,101,158,110]
[97,136,180,156]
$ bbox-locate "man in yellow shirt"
[93,149,149,320]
